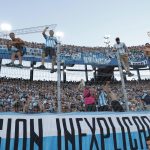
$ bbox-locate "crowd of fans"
[128,49,146,62]
[0,38,147,64]
[0,77,149,113]
[0,38,146,54]
[0,38,149,113]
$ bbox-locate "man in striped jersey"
[37,27,58,73]
[97,86,110,111]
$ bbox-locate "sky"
[0,0,150,47]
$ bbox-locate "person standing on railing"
[113,37,134,77]
[37,27,58,73]
[6,32,25,68]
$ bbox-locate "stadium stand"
[0,77,149,112]
[0,38,149,150]
[0,38,149,113]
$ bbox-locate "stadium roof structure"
[0,24,57,37]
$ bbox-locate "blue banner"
[0,45,149,67]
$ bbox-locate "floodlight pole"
[116,50,129,111]
[57,41,62,113]
[104,36,111,57]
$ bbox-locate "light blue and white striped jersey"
[44,35,57,48]
[98,90,108,106]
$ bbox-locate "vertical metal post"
[85,65,88,82]
[57,42,61,113]
[116,51,129,111]
[30,61,34,81]
[93,68,96,82]
[63,65,66,83]
[0,59,2,73]
[137,69,141,81]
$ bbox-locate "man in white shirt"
[113,37,134,77]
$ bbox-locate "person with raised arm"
[37,27,58,73]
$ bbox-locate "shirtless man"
[6,32,25,68]
[144,43,150,57]
[103,81,124,112]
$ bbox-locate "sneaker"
[37,65,46,69]
[67,64,75,67]
[55,62,64,66]
[50,69,57,73]
[127,72,134,77]
[6,62,15,67]
[16,64,23,68]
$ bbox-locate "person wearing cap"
[6,32,25,68]
[113,37,134,77]
[32,101,41,113]
[37,27,58,73]
[142,90,150,110]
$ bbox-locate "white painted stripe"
[0,113,149,138]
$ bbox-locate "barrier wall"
[0,112,150,150]
[0,46,149,67]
